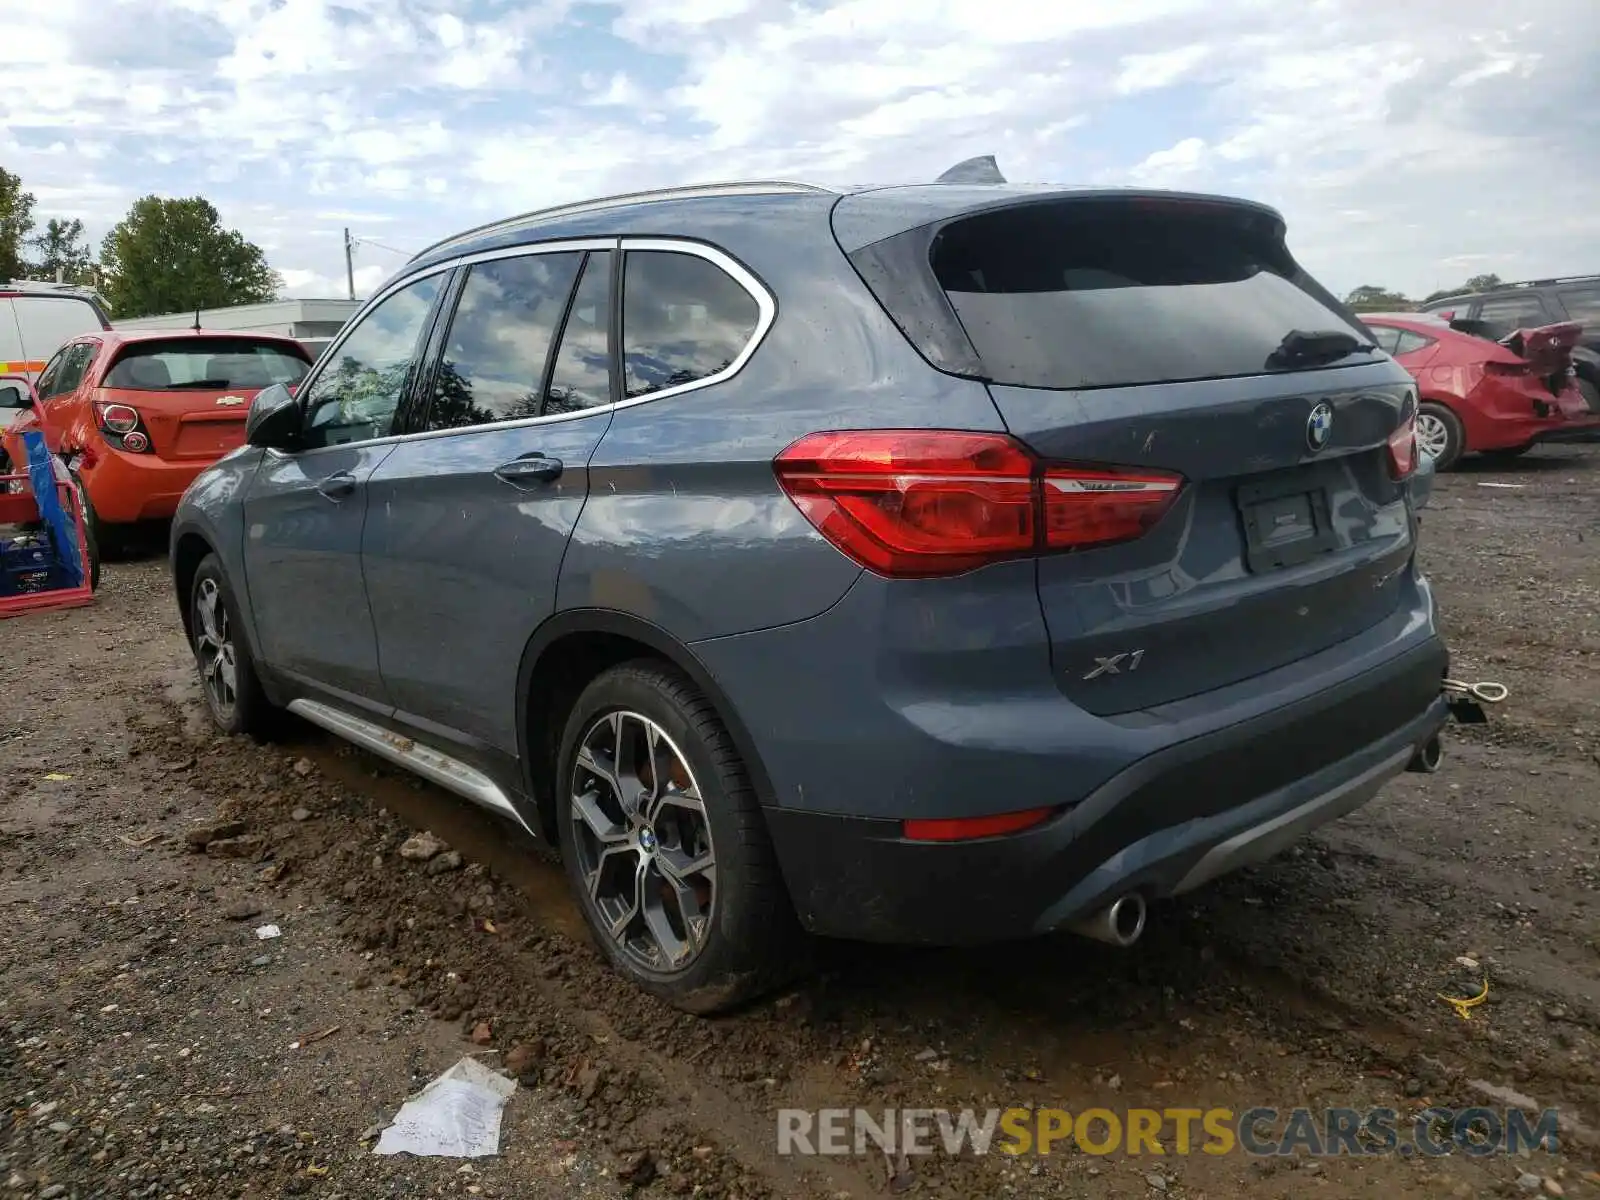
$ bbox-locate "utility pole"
[344,228,355,300]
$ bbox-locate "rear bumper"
[1530,419,1600,445]
[761,635,1448,945]
[79,446,206,523]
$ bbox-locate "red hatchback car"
[1,330,312,549]
[1363,313,1600,469]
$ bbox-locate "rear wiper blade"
[167,379,233,389]
[1266,329,1374,369]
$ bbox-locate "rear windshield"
[104,339,311,391]
[927,201,1373,390]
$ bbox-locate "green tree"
[1463,273,1503,292]
[27,217,94,284]
[1344,285,1412,313]
[98,195,278,318]
[0,167,37,281]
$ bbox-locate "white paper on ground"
[373,1056,517,1158]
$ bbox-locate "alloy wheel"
[1416,411,1450,462]
[193,578,238,719]
[569,710,716,973]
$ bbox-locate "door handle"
[494,455,563,487]
[316,471,358,500]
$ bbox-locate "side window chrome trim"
[289,236,774,451]
[615,238,776,406]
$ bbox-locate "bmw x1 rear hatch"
[836,188,1422,714]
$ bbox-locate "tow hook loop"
[1442,679,1507,725]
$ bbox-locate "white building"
[113,298,361,358]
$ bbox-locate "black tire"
[188,553,276,738]
[1417,401,1466,471]
[1578,376,1600,415]
[555,660,804,1014]
[68,470,100,592]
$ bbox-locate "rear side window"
[1474,294,1552,333]
[1395,330,1435,356]
[104,338,310,391]
[40,343,96,399]
[622,251,759,399]
[926,202,1374,390]
[544,252,613,416]
[426,252,583,431]
[1369,325,1403,355]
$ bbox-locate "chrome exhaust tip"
[1068,892,1147,947]
[1407,734,1443,774]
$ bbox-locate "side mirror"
[245,383,301,450]
[0,381,34,410]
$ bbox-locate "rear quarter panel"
[559,198,1010,641]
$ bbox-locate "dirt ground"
[2,444,1597,1200]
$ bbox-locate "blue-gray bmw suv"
[171,167,1449,1013]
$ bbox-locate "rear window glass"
[104,339,310,391]
[929,202,1373,390]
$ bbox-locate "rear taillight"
[1041,467,1183,549]
[1387,412,1418,481]
[92,401,153,454]
[95,402,140,433]
[773,431,1184,579]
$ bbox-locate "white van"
[1,281,111,380]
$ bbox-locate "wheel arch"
[515,609,777,842]
[171,526,215,640]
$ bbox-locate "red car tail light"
[1041,467,1183,550]
[94,402,141,434]
[774,431,1037,578]
[1386,411,1418,481]
[774,431,1186,578]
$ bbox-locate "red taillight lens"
[903,806,1056,842]
[1387,412,1418,481]
[774,431,1185,578]
[774,431,1037,577]
[1042,467,1183,550]
[94,402,141,434]
[121,430,150,453]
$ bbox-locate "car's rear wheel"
[555,660,802,1014]
[67,470,100,592]
[1417,402,1465,471]
[189,553,275,738]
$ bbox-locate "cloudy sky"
[2,0,1595,304]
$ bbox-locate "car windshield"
[104,339,310,391]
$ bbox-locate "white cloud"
[1114,44,1211,95]
[0,0,1593,305]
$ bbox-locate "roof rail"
[0,278,103,298]
[410,180,838,263]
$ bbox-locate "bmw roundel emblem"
[1306,402,1334,452]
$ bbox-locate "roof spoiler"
[935,155,1006,185]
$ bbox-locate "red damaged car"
[1,330,312,551]
[1363,313,1600,469]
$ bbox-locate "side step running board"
[286,699,537,839]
